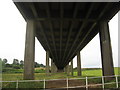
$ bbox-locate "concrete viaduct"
[13,2,120,79]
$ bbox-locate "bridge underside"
[14,2,119,79]
[14,2,119,69]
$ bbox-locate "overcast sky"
[0,0,118,68]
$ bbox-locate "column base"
[57,69,64,72]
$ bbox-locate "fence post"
[86,77,88,90]
[115,75,118,88]
[67,78,69,89]
[102,76,104,89]
[16,80,18,89]
[44,79,46,89]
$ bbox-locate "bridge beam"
[77,51,81,76]
[99,21,114,76]
[46,51,50,75]
[24,20,35,80]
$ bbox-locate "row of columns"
[64,21,114,77]
[64,52,81,76]
[46,51,58,75]
[23,20,114,80]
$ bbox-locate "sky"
[0,0,118,68]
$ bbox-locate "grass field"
[2,67,119,81]
[1,67,120,88]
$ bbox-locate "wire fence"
[1,75,120,89]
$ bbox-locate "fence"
[1,75,120,89]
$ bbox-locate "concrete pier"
[64,66,67,73]
[99,21,114,76]
[51,59,57,73]
[54,63,57,73]
[46,51,50,75]
[71,60,73,76]
[66,64,70,76]
[77,51,81,76]
[51,59,54,73]
[24,20,35,80]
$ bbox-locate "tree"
[20,60,24,65]
[39,64,45,67]
[13,59,19,65]
[3,58,7,64]
[12,64,21,69]
[20,60,24,69]
[0,58,5,69]
[6,64,12,68]
[0,58,2,70]
[34,62,40,68]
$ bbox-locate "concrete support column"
[99,21,114,76]
[51,59,54,73]
[53,63,57,73]
[51,59,57,73]
[46,51,49,75]
[77,51,81,76]
[51,62,58,73]
[24,20,35,80]
[67,63,70,76]
[64,66,67,73]
[71,60,73,76]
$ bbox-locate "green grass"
[2,68,45,73]
[74,67,119,77]
[74,69,102,77]
[2,68,23,73]
[2,67,119,81]
[2,67,120,88]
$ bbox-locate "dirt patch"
[68,79,85,87]
[46,79,86,89]
[46,80,67,88]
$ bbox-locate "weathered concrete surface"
[46,51,50,75]
[66,64,70,76]
[99,21,114,76]
[24,20,35,80]
[51,59,54,73]
[77,51,81,76]
[53,63,58,73]
[51,59,57,73]
[64,66,67,73]
[71,60,73,76]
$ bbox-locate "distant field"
[2,67,45,73]
[74,67,119,77]
[2,67,119,81]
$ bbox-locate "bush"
[6,64,13,68]
[2,68,23,73]
[35,69,45,73]
[2,68,12,72]
[12,65,21,69]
